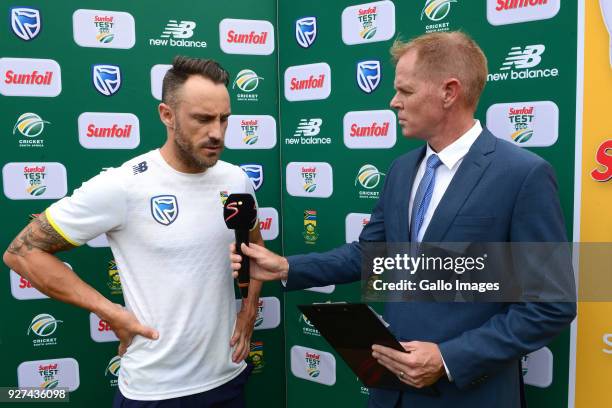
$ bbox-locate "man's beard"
[173,119,223,171]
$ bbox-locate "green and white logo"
[13,112,50,137]
[27,313,62,337]
[421,0,457,21]
[355,164,384,189]
[233,69,263,93]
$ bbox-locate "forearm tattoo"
[7,213,74,257]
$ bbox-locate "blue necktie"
[410,154,442,243]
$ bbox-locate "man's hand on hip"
[105,303,159,357]
[372,341,445,388]
[230,242,289,282]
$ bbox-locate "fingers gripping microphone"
[223,194,257,298]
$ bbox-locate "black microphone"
[223,193,257,298]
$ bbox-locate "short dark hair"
[161,56,229,106]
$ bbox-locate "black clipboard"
[298,303,439,396]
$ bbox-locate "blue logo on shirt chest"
[150,195,179,226]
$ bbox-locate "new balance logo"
[132,161,148,174]
[161,20,196,39]
[294,119,322,137]
[500,44,545,70]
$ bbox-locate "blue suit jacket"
[286,129,576,407]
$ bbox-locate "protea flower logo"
[28,314,62,337]
[105,356,121,377]
[233,69,263,92]
[13,113,50,138]
[355,164,385,189]
[421,0,457,21]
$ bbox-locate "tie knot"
[426,154,442,170]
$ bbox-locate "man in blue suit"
[231,32,576,407]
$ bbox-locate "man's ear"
[158,103,174,128]
[441,78,462,109]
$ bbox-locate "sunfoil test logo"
[38,363,60,389]
[232,69,263,102]
[11,7,41,41]
[341,1,395,45]
[301,166,318,193]
[241,119,258,145]
[255,299,264,327]
[13,113,49,148]
[24,165,47,196]
[28,313,62,347]
[420,0,457,32]
[305,352,321,378]
[486,101,559,147]
[149,20,207,48]
[73,10,135,49]
[488,44,558,82]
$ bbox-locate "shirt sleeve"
[45,168,127,246]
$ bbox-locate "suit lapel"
[398,146,426,241]
[422,129,496,242]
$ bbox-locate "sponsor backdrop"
[279,1,577,407]
[0,1,284,407]
[575,0,612,406]
[1,1,607,407]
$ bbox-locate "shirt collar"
[425,120,483,170]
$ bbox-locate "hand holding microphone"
[223,194,257,298]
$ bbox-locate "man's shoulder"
[209,160,247,180]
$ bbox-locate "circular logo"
[355,164,383,189]
[13,113,50,138]
[27,185,47,196]
[243,133,259,145]
[233,69,263,92]
[423,0,454,22]
[96,33,115,43]
[511,129,533,144]
[28,313,62,337]
[106,356,121,377]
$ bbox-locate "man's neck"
[426,115,476,153]
[159,141,207,174]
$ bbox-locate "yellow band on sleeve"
[44,208,82,247]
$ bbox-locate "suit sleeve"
[285,160,397,290]
[438,161,577,389]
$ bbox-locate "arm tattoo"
[6,213,75,257]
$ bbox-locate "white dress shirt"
[407,120,483,381]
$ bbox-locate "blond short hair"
[391,31,488,109]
